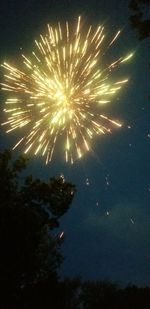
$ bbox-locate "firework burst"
[1,16,133,164]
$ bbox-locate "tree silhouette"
[0,150,75,307]
[129,0,150,39]
[80,280,118,309]
[79,281,150,309]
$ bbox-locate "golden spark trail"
[1,17,133,163]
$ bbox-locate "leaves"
[129,0,150,40]
[0,150,75,295]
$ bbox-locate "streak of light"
[1,17,133,163]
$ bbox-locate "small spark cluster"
[1,16,133,164]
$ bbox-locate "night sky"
[0,0,150,286]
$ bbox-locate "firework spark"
[1,17,133,164]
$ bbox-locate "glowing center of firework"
[1,16,133,164]
[51,89,75,124]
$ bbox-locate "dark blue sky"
[0,0,150,286]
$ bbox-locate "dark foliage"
[80,280,118,309]
[0,150,75,307]
[1,150,150,309]
[79,281,150,309]
[129,0,150,39]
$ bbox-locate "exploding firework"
[1,16,133,164]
